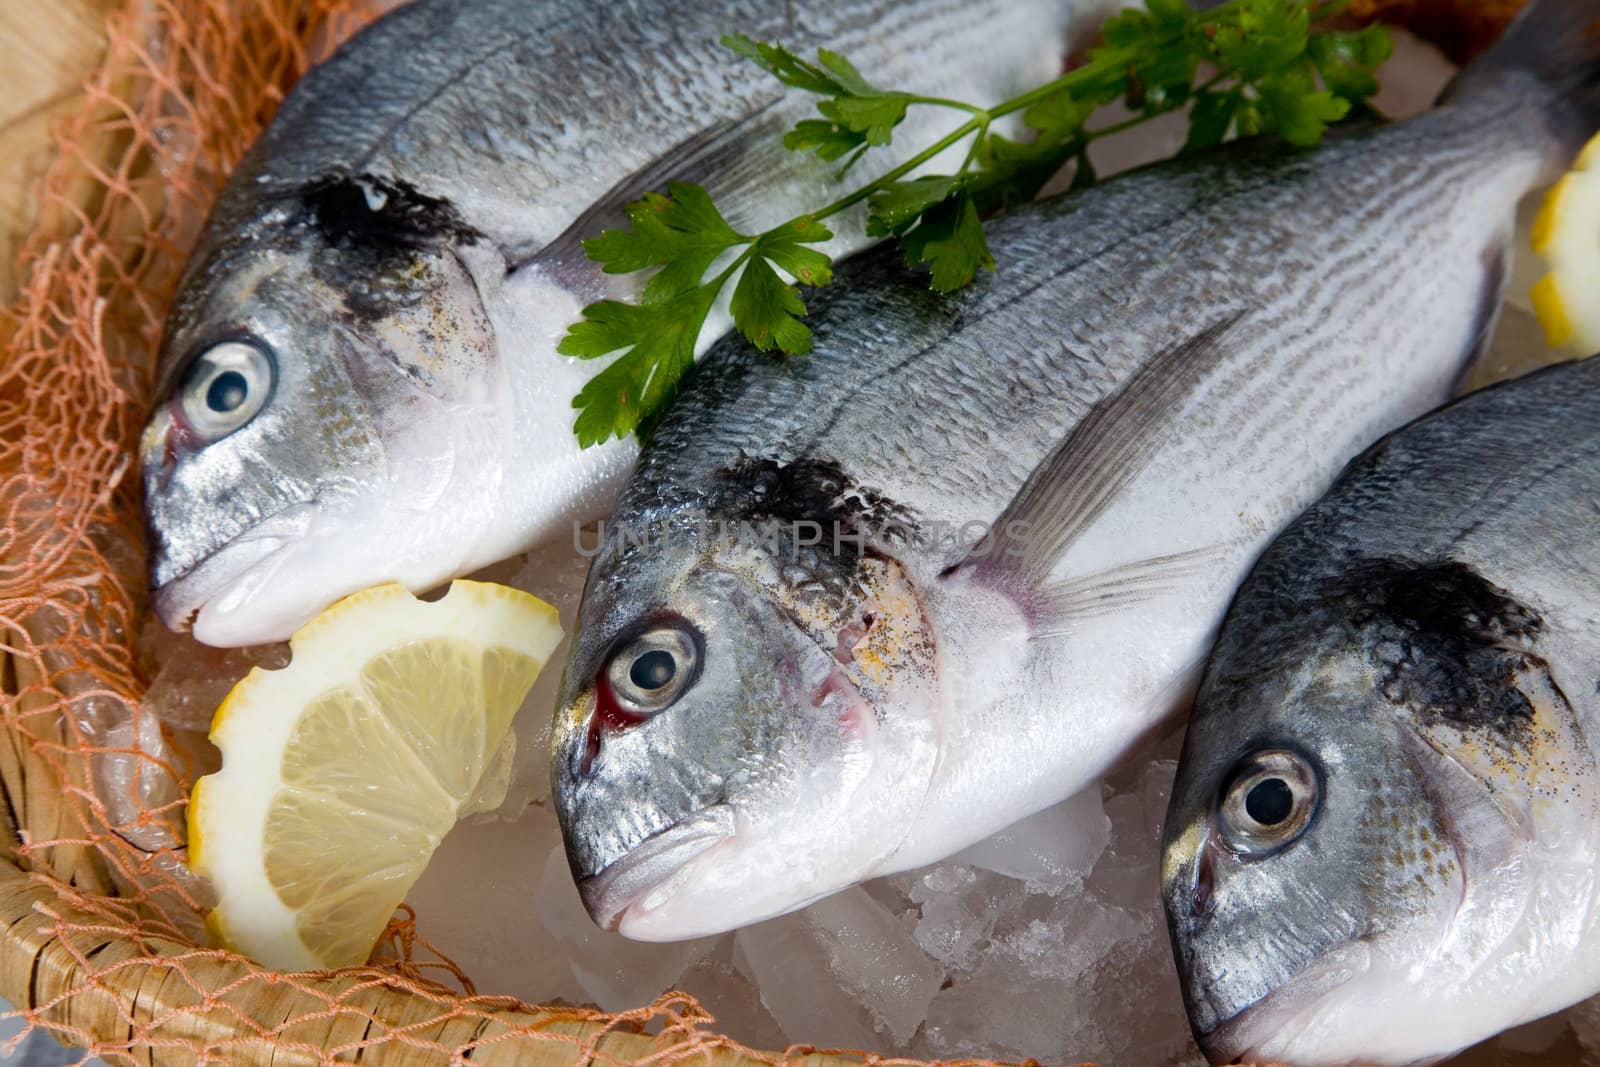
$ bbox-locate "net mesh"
[0,0,1521,1064]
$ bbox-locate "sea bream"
[139,0,1079,646]
[551,0,1600,942]
[1160,353,1600,1066]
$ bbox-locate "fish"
[1159,353,1600,1066]
[550,0,1600,943]
[138,0,1082,647]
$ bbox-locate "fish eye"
[177,339,274,441]
[1218,749,1319,856]
[604,624,699,716]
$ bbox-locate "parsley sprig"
[559,0,1390,446]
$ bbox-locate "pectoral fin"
[944,313,1248,640]
[957,313,1245,586]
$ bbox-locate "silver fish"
[1160,352,1600,1066]
[550,0,1600,943]
[139,0,1079,646]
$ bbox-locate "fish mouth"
[1195,941,1371,1065]
[151,506,311,635]
[576,804,736,933]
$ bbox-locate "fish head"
[1162,561,1583,1066]
[552,494,944,941]
[142,175,505,646]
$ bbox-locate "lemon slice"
[1531,133,1600,353]
[188,581,562,970]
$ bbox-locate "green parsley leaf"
[1308,24,1394,102]
[818,94,910,147]
[1184,89,1242,151]
[969,132,1078,213]
[581,182,745,303]
[725,35,911,151]
[1022,88,1103,139]
[559,285,718,447]
[785,118,868,161]
[900,195,994,293]
[867,176,958,237]
[1210,0,1311,82]
[814,47,880,97]
[755,218,835,287]
[720,34,850,96]
[730,257,815,353]
[1259,67,1350,145]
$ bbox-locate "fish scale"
[553,0,1600,943]
[240,0,1054,252]
[141,0,1080,646]
[630,125,1501,559]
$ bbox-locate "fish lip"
[576,804,736,932]
[150,508,309,631]
[1194,940,1371,1064]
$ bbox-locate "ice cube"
[917,945,1087,1063]
[137,621,287,733]
[737,885,944,1048]
[413,803,723,1009]
[405,804,588,1006]
[953,785,1110,894]
[892,864,1005,976]
[88,697,186,853]
[735,914,882,1051]
[675,956,789,1051]
[534,834,721,1011]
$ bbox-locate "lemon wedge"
[188,580,562,970]
[1531,134,1600,353]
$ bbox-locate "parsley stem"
[805,114,988,223]
[904,94,992,118]
[771,0,1336,233]
[1085,112,1151,142]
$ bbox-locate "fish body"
[1160,353,1600,1066]
[139,0,1078,645]
[552,0,1600,942]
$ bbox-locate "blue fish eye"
[1244,777,1294,826]
[207,370,250,413]
[605,623,699,715]
[629,649,677,691]
[178,339,274,442]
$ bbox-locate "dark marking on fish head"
[1164,556,1592,1063]
[140,171,507,644]
[302,172,482,253]
[550,457,943,938]
[1356,558,1543,741]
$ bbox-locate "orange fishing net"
[0,0,1529,1063]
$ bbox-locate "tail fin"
[1443,0,1600,159]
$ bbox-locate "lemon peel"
[188,580,562,970]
